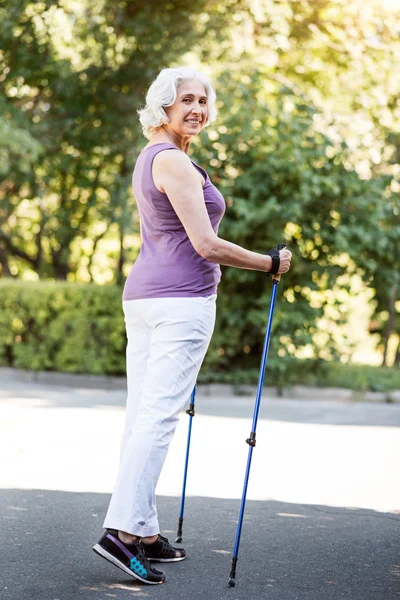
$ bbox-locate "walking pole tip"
[228,556,238,587]
[175,517,183,543]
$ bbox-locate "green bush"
[0,279,126,375]
[1,279,398,392]
[0,279,323,384]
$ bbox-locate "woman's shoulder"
[140,142,206,186]
[152,147,205,190]
[152,145,192,170]
[138,142,184,165]
[142,142,181,153]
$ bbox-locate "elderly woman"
[93,67,291,585]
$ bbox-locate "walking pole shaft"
[250,281,279,435]
[176,385,196,543]
[229,243,286,587]
[229,281,279,586]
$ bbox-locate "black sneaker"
[143,534,186,563]
[93,529,165,585]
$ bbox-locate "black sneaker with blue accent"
[93,529,165,585]
[143,534,186,563]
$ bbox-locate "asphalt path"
[1,374,399,600]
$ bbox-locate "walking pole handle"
[272,243,287,283]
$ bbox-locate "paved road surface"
[1,374,399,599]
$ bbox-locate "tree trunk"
[0,247,12,276]
[116,223,125,286]
[382,283,398,367]
[53,265,69,280]
[35,195,48,277]
[51,249,70,280]
[394,338,400,367]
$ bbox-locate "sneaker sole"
[148,555,186,563]
[92,544,164,585]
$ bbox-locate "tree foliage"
[1,0,399,370]
[193,69,396,377]
[0,0,242,279]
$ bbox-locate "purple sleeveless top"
[123,143,226,300]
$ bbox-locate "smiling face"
[163,79,209,139]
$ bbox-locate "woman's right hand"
[278,248,292,274]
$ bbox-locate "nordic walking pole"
[228,243,286,587]
[176,384,196,542]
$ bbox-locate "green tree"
[2,0,399,374]
[0,0,242,279]
[221,0,400,366]
[193,69,391,380]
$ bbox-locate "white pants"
[103,295,216,537]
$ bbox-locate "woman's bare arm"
[153,150,291,273]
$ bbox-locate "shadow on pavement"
[1,489,399,600]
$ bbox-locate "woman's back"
[123,143,225,300]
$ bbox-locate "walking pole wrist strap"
[266,248,280,276]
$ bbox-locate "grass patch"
[199,359,400,391]
[319,362,400,392]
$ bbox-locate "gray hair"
[138,67,217,139]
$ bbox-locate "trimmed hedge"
[0,279,321,384]
[0,279,126,375]
[1,279,398,392]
